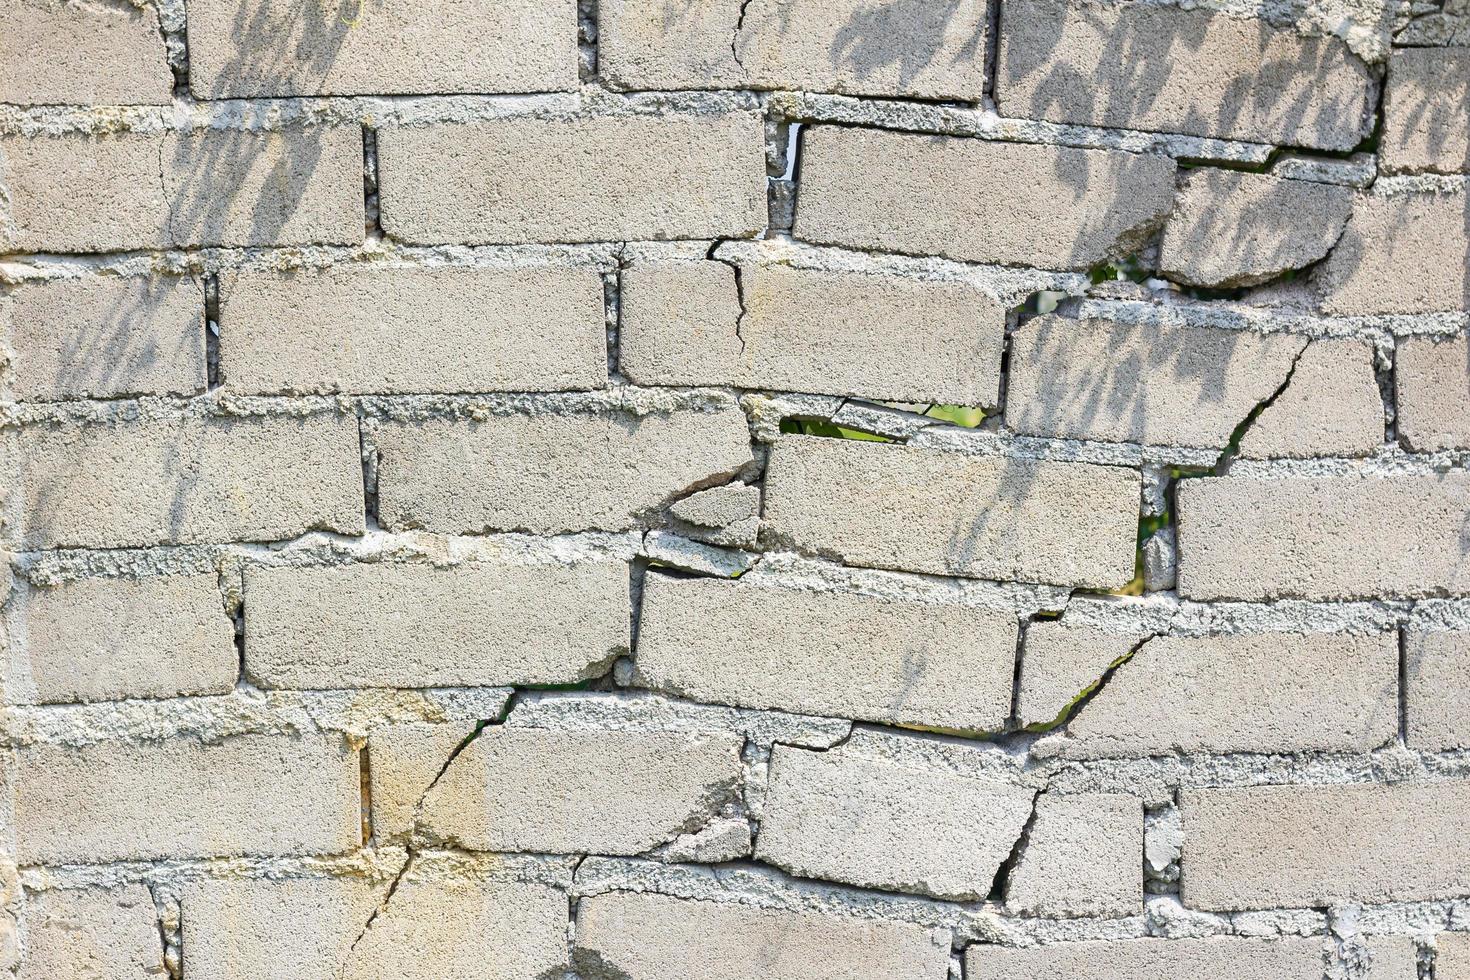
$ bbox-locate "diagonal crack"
[1027,631,1162,733]
[1211,339,1310,476]
[730,0,755,70]
[987,789,1041,901]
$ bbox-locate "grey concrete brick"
[218,264,607,394]
[1396,334,1470,452]
[795,127,1176,270]
[13,734,360,863]
[755,740,1035,900]
[1038,632,1399,759]
[619,253,1007,404]
[367,721,478,842]
[1017,623,1139,729]
[763,435,1140,589]
[187,0,577,98]
[245,561,628,689]
[575,891,952,980]
[1381,47,1470,174]
[374,406,753,536]
[377,114,766,245]
[16,887,164,980]
[4,413,364,549]
[1364,936,1421,980]
[0,0,172,106]
[1407,631,1470,750]
[1175,474,1470,600]
[3,276,205,401]
[995,0,1374,150]
[966,937,1327,978]
[1440,932,1470,979]
[1006,793,1143,918]
[1318,188,1470,315]
[600,0,989,100]
[1182,782,1470,910]
[1004,314,1306,448]
[1159,170,1354,288]
[667,482,760,536]
[417,727,743,854]
[635,574,1017,732]
[0,128,362,253]
[1237,340,1384,460]
[7,574,236,705]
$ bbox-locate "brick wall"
[0,0,1467,977]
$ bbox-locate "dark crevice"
[578,0,599,80]
[1381,337,1400,446]
[981,0,1004,104]
[231,600,247,688]
[731,0,756,69]
[1398,626,1410,747]
[1006,617,1030,730]
[203,273,222,389]
[362,125,382,239]
[359,421,380,528]
[605,244,628,383]
[1211,340,1310,475]
[359,745,374,846]
[1026,632,1160,734]
[987,791,1040,902]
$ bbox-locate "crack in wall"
[1209,339,1311,475]
[987,790,1041,902]
[730,0,756,71]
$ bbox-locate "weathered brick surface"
[13,734,360,863]
[1176,474,1470,600]
[1237,340,1384,460]
[764,435,1140,588]
[1182,782,1470,909]
[995,0,1375,149]
[218,264,607,394]
[0,0,172,106]
[1017,623,1138,728]
[1441,933,1470,979]
[795,127,1177,270]
[967,937,1327,978]
[7,574,236,704]
[16,887,165,980]
[187,0,578,98]
[1318,188,1470,315]
[1006,793,1143,918]
[377,114,766,245]
[576,891,952,980]
[1381,47,1470,174]
[1396,334,1470,452]
[367,721,478,841]
[1406,631,1470,750]
[4,414,364,549]
[245,561,628,689]
[635,574,1017,731]
[374,406,752,535]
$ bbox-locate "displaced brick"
[576,892,952,980]
[1175,474,1470,600]
[967,937,1327,978]
[1406,631,1470,750]
[7,574,236,704]
[1005,315,1306,448]
[187,0,577,98]
[635,574,1017,731]
[377,114,766,245]
[4,413,364,549]
[13,734,359,863]
[1037,632,1399,759]
[619,253,1007,403]
[667,481,760,546]
[0,127,362,253]
[367,722,479,842]
[374,406,752,536]
[218,264,607,394]
[0,0,172,106]
[16,887,164,980]
[417,727,743,854]
[3,276,205,401]
[1381,48,1470,174]
[995,0,1374,150]
[795,127,1177,270]
[763,435,1140,589]
[1440,933,1470,979]
[1318,188,1470,315]
[1017,623,1138,728]
[1182,781,1470,909]
[245,561,628,689]
[1396,334,1470,452]
[755,740,1035,900]
[1006,793,1143,918]
[1159,170,1353,288]
[600,0,988,100]
[1237,340,1384,459]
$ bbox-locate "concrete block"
[967,937,1327,978]
[755,740,1035,900]
[218,264,607,394]
[1159,170,1354,288]
[4,413,365,549]
[995,0,1374,149]
[1181,781,1470,909]
[635,573,1017,731]
[3,276,205,401]
[1381,47,1470,174]
[617,259,744,387]
[1363,936,1421,980]
[418,727,743,854]
[367,722,478,842]
[667,482,760,542]
[1396,334,1470,452]
[187,0,577,98]
[374,406,753,536]
[1017,623,1138,729]
[0,0,172,106]
[377,113,766,245]
[1407,631,1470,750]
[13,734,360,863]
[1175,473,1470,600]
[1318,188,1470,315]
[763,435,1140,589]
[16,887,164,980]
[796,127,1177,270]
[1440,932,1470,979]
[1006,793,1143,918]
[1238,339,1384,459]
[1005,314,1305,448]
[7,574,236,704]
[575,891,952,980]
[246,561,628,689]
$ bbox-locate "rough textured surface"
[1017,623,1138,729]
[967,937,1328,978]
[1441,933,1470,979]
[1406,631,1470,750]
[15,887,165,980]
[367,721,478,842]
[1237,340,1384,460]
[0,0,172,106]
[1318,188,1470,315]
[1396,334,1470,452]
[1006,793,1143,918]
[1381,47,1470,174]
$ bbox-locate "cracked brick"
[1005,793,1144,918]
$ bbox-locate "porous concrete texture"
[1406,631,1470,750]
[1442,933,1470,978]
[15,886,165,980]
[1381,47,1470,174]
[1236,340,1385,460]
[0,0,172,106]
[1396,334,1470,451]
[1006,793,1144,918]
[1317,186,1470,315]
[967,937,1328,978]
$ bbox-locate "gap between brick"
[987,789,1041,903]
